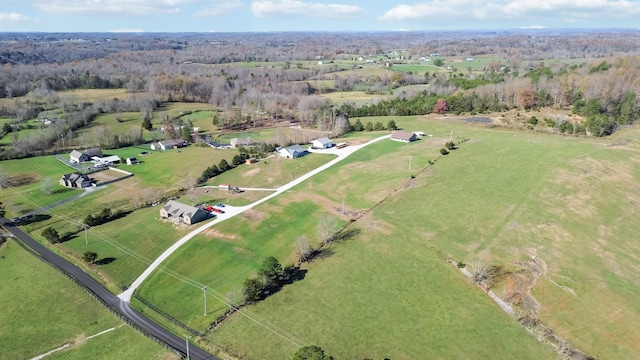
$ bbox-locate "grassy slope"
[137,199,335,329]
[0,240,173,360]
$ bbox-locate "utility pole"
[409,156,412,173]
[203,286,208,316]
[186,336,190,360]
[84,225,88,246]
[341,198,345,216]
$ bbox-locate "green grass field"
[207,153,335,189]
[319,90,390,104]
[0,155,80,217]
[135,115,640,359]
[136,198,342,330]
[0,240,174,360]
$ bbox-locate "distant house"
[60,173,92,188]
[159,200,209,225]
[390,131,417,143]
[151,139,186,151]
[311,137,333,149]
[230,138,258,148]
[279,144,308,159]
[69,148,103,163]
[126,157,139,165]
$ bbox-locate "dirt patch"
[242,209,268,223]
[201,228,240,240]
[503,256,547,314]
[242,167,261,177]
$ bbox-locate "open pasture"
[0,240,173,360]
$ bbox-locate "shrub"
[440,148,449,155]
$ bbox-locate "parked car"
[215,203,225,207]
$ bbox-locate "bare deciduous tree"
[294,235,312,263]
[41,176,55,195]
[469,259,491,284]
[317,215,339,246]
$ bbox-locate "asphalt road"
[0,217,217,360]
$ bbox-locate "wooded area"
[2,30,640,159]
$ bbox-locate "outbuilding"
[312,137,333,149]
[390,131,417,143]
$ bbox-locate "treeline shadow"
[95,257,116,265]
[14,214,51,225]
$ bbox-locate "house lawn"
[0,240,173,360]
[0,155,80,217]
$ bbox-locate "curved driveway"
[0,217,216,360]
[119,134,390,301]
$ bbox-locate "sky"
[1,0,640,33]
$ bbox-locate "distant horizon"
[2,27,640,35]
[3,1,640,33]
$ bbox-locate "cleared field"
[0,240,173,360]
[207,153,336,189]
[319,90,390,104]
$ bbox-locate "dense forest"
[2,30,640,159]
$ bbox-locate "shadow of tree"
[334,227,361,243]
[95,257,116,265]
[14,214,51,225]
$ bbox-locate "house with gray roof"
[60,173,92,188]
[69,148,103,163]
[150,139,186,151]
[159,200,209,225]
[278,144,308,159]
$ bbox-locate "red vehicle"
[213,208,224,214]
[205,206,214,212]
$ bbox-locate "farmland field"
[134,115,640,359]
[0,240,174,360]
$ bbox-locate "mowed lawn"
[108,145,240,190]
[0,241,174,360]
[0,155,80,217]
[207,153,336,189]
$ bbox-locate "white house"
[279,144,308,159]
[69,148,103,163]
[311,137,333,149]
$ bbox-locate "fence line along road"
[0,217,217,360]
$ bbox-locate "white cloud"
[251,0,366,19]
[0,12,30,22]
[193,1,243,17]
[33,0,188,16]
[380,0,640,25]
